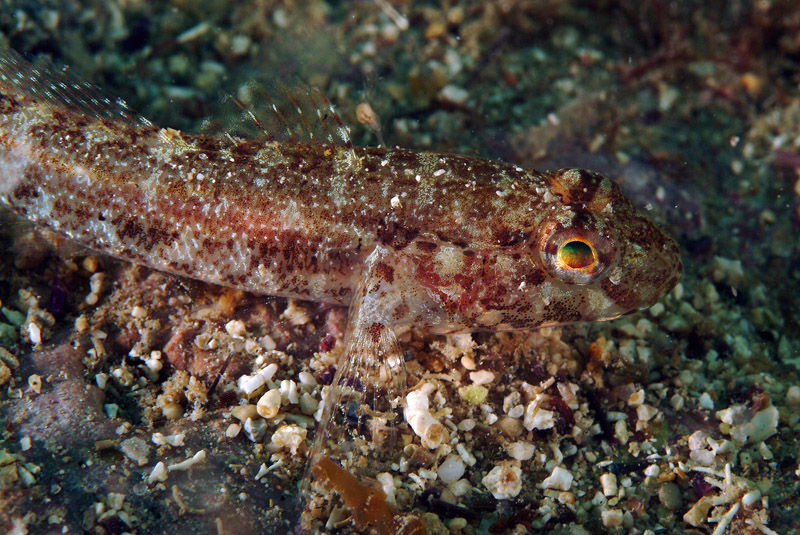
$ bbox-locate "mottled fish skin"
[0,48,681,335]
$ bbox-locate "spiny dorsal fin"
[0,47,151,127]
[0,47,360,165]
[208,80,357,159]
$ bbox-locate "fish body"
[0,51,680,337]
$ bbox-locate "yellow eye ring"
[558,239,597,270]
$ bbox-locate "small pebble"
[27,322,41,345]
[0,361,10,386]
[231,404,258,423]
[104,404,119,418]
[658,482,682,510]
[786,385,800,408]
[439,85,469,106]
[627,389,645,406]
[742,489,761,507]
[244,418,267,442]
[507,441,535,461]
[1,308,25,326]
[636,404,658,422]
[229,34,251,57]
[28,374,42,394]
[601,509,624,528]
[600,473,618,497]
[82,256,99,272]
[644,464,660,477]
[225,319,247,339]
[437,454,465,484]
[225,423,242,438]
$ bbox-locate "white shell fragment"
[506,441,535,461]
[257,389,282,419]
[224,319,246,338]
[269,424,307,455]
[255,463,269,480]
[151,432,185,447]
[437,454,465,484]
[147,462,168,485]
[376,472,397,505]
[523,395,555,431]
[469,370,494,385]
[741,489,761,507]
[238,373,266,397]
[600,473,618,497]
[716,403,779,444]
[405,383,449,449]
[481,460,522,500]
[27,322,41,345]
[279,379,299,404]
[541,465,574,491]
[167,450,207,471]
[259,363,279,382]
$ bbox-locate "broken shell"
[147,462,168,485]
[600,473,618,497]
[224,319,246,338]
[405,384,449,449]
[269,424,307,455]
[257,389,282,419]
[482,460,522,500]
[406,411,448,449]
[542,466,573,491]
[238,373,266,397]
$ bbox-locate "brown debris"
[311,456,427,535]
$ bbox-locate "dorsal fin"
[0,47,152,127]
[0,47,359,164]
[206,80,356,153]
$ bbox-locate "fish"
[0,48,681,529]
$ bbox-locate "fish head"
[533,168,682,324]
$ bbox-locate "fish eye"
[540,227,615,285]
[558,239,596,269]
